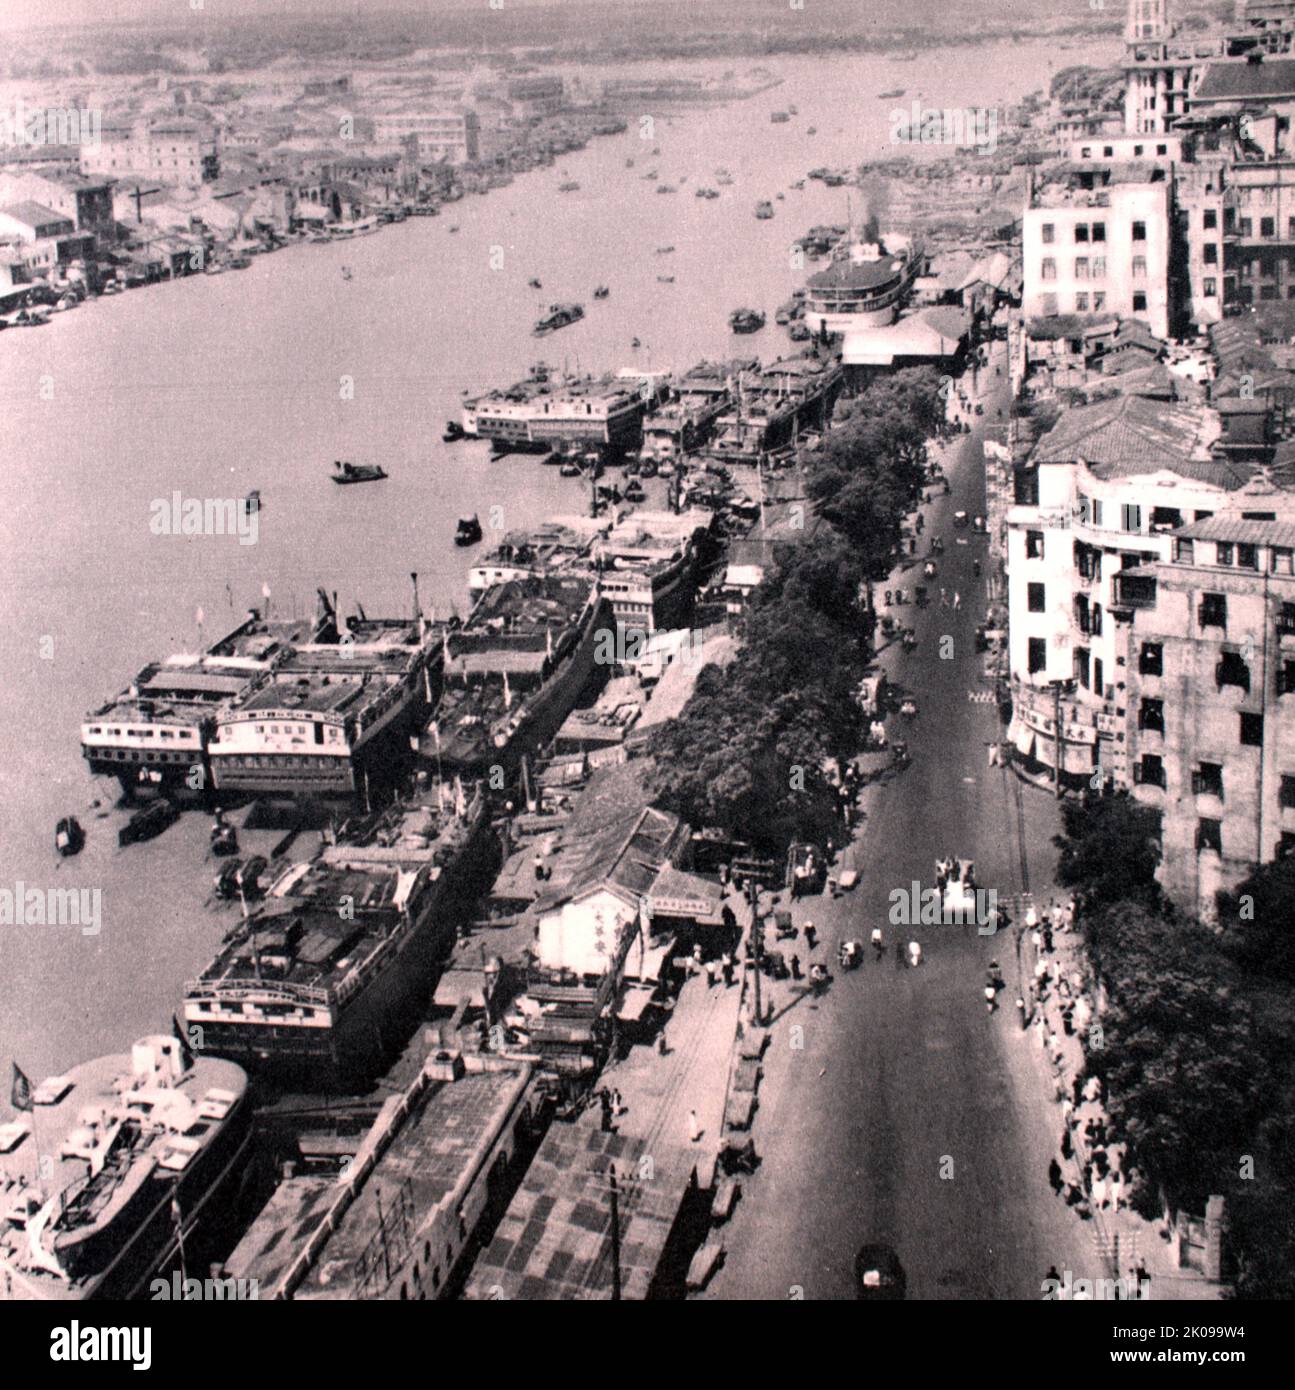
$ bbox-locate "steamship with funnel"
[207,582,445,800]
[0,1035,250,1300]
[183,782,492,1082]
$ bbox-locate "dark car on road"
[855,1244,907,1300]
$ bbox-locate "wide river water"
[0,39,1117,1082]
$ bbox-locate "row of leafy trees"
[1052,793,1295,1298]
[648,366,943,852]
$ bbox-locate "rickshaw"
[838,940,862,970]
[768,909,797,941]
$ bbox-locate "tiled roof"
[1194,58,1295,103]
[1031,394,1224,479]
[0,199,67,227]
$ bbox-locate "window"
[1133,292,1148,312]
[1028,637,1047,674]
[1193,762,1224,798]
[1132,220,1146,241]
[1204,277,1217,297]
[1139,641,1163,675]
[1196,818,1222,853]
[1204,208,1217,230]
[1156,143,1167,156]
[1281,775,1295,809]
[1216,541,1234,566]
[1263,216,1276,238]
[1132,255,1147,279]
[1080,146,1092,159]
[1075,257,1090,279]
[1275,548,1295,576]
[1241,217,1253,236]
[1091,602,1103,637]
[1028,582,1046,612]
[1134,144,1144,158]
[1042,293,1059,316]
[1134,754,1165,786]
[1075,647,1091,689]
[1075,223,1090,243]
[1041,258,1056,281]
[1025,530,1044,560]
[1139,697,1164,733]
[1279,601,1295,633]
[1092,222,1106,242]
[1237,543,1258,570]
[1075,292,1089,311]
[1092,255,1106,278]
[1241,712,1264,746]
[1204,243,1218,265]
[1199,592,1227,628]
[1121,503,1142,534]
[1093,291,1106,311]
[1104,145,1114,158]
[1041,223,1055,244]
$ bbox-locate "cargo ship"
[421,576,611,777]
[183,786,493,1083]
[208,587,443,800]
[80,609,326,798]
[0,1034,251,1300]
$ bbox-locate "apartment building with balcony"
[1003,393,1286,789]
[1023,175,1173,340]
[1117,510,1295,917]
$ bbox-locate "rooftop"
[1174,513,1295,547]
[1194,56,1295,103]
[1031,395,1234,481]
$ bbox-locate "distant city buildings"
[80,118,219,188]
[371,109,480,163]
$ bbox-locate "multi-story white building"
[1023,176,1173,340]
[80,119,218,188]
[371,109,479,164]
[1003,394,1295,789]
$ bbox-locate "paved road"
[711,347,1094,1299]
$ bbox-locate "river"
[0,38,1117,1083]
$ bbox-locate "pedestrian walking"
[600,1090,614,1133]
[953,590,962,611]
[1092,1174,1108,1211]
[1110,1170,1124,1214]
[1016,996,1028,1029]
[804,924,817,950]
[721,953,734,987]
[704,959,717,988]
[790,953,802,980]
[657,1028,669,1056]
[940,587,948,607]
[1048,1158,1064,1194]
[1061,1126,1073,1161]
[688,1109,702,1144]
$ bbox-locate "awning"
[1011,722,1037,759]
[615,985,656,1021]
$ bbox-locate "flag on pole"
[261,583,271,599]
[10,1063,33,1112]
[195,606,205,627]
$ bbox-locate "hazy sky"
[0,0,584,34]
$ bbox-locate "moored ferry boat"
[421,575,611,776]
[0,1035,251,1300]
[183,785,492,1083]
[532,303,584,336]
[462,368,652,455]
[80,609,325,798]
[207,591,443,800]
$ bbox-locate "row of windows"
[1040,220,1147,244]
[1139,701,1265,746]
[1234,216,1295,239]
[1076,143,1170,159]
[1036,291,1148,315]
[1040,256,1147,281]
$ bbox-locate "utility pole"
[1053,680,1064,800]
[608,1165,622,1301]
[748,874,762,1026]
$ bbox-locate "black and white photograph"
[0,0,1287,1361]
